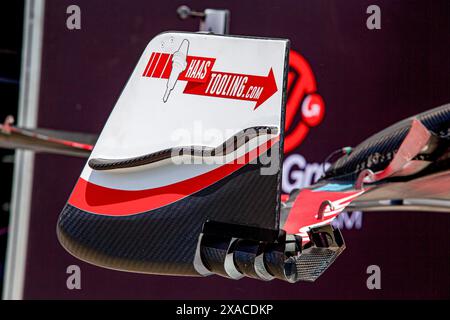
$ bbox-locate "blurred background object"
[0,0,24,294]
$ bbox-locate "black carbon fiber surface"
[232,240,262,279]
[58,158,280,276]
[323,104,450,181]
[199,236,232,278]
[291,245,346,282]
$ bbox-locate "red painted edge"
[69,137,279,216]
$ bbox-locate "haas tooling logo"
[142,42,324,151]
[142,39,278,109]
[284,49,325,153]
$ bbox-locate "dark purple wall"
[23,0,450,299]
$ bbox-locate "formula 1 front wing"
[1,31,448,283]
[55,30,449,282]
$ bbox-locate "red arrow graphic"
[183,68,278,109]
